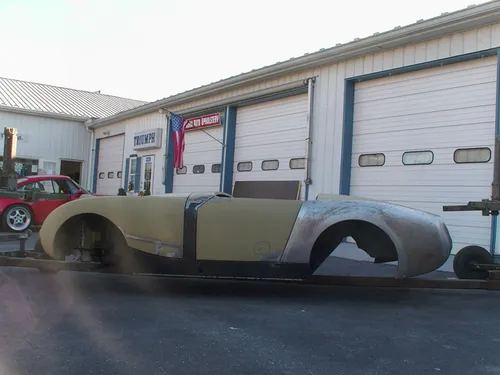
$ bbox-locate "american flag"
[170,113,188,169]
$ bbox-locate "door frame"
[140,154,155,194]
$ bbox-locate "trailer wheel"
[453,245,494,280]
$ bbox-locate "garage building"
[0,77,147,190]
[86,1,500,261]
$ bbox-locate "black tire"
[2,204,33,233]
[453,245,494,280]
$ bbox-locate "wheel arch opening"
[309,219,398,272]
[52,213,125,260]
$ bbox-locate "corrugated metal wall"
[0,111,90,182]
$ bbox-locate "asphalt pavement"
[1,232,499,374]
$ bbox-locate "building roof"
[88,0,500,128]
[0,77,149,121]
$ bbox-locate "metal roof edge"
[89,0,500,129]
[0,105,90,122]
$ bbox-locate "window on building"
[454,147,491,164]
[262,160,279,171]
[117,171,122,179]
[42,161,56,175]
[193,165,205,174]
[108,172,114,179]
[402,150,434,165]
[237,161,252,172]
[289,158,306,169]
[211,164,221,173]
[176,166,187,174]
[99,172,105,179]
[128,158,137,191]
[359,153,385,167]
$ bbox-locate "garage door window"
[108,172,114,178]
[237,161,252,172]
[176,167,187,174]
[262,160,279,171]
[117,171,122,178]
[193,165,205,174]
[99,172,105,179]
[402,150,434,165]
[211,164,221,173]
[454,147,491,164]
[289,158,306,169]
[359,153,385,167]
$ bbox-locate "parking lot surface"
[1,259,499,375]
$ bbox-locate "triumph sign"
[184,112,223,132]
[133,128,163,150]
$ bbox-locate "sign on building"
[133,128,163,150]
[184,112,223,132]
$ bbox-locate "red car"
[0,175,91,233]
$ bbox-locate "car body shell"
[39,191,453,279]
[0,175,90,228]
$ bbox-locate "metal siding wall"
[0,110,91,181]
[309,21,500,200]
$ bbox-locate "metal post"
[304,77,315,200]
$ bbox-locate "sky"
[0,0,492,102]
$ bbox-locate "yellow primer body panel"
[196,197,303,261]
[40,195,188,259]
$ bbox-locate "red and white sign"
[184,112,222,132]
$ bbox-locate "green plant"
[117,188,126,196]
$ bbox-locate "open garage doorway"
[60,160,83,184]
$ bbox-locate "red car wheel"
[3,204,32,232]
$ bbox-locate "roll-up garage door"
[172,124,224,194]
[233,94,309,199]
[96,134,125,195]
[350,56,497,255]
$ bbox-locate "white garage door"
[96,134,125,195]
[350,56,497,255]
[233,94,309,199]
[172,126,223,193]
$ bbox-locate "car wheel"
[453,245,494,280]
[3,204,33,232]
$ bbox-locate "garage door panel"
[355,57,497,94]
[354,108,495,135]
[354,87,496,122]
[236,113,308,134]
[237,97,308,123]
[173,126,223,193]
[351,58,496,255]
[351,167,493,186]
[356,67,497,102]
[233,94,308,199]
[237,143,306,161]
[353,130,494,151]
[96,135,125,196]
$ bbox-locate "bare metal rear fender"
[279,200,452,278]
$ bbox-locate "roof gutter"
[0,105,90,122]
[88,0,500,129]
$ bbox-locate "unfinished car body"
[38,192,453,279]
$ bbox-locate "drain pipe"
[84,119,94,191]
[304,77,315,201]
